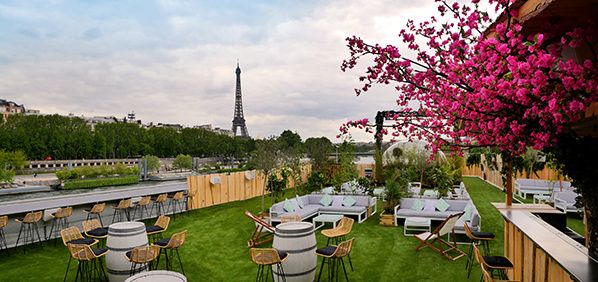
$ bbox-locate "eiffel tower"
[232,61,249,137]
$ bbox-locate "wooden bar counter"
[493,203,598,282]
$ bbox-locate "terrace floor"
[0,177,563,281]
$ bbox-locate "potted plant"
[379,178,405,226]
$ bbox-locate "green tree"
[172,154,193,170]
[304,137,333,172]
[141,155,161,172]
[0,150,27,184]
[249,138,282,213]
[278,130,302,151]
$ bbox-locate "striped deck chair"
[244,210,276,248]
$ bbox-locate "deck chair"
[415,212,466,260]
[244,210,276,248]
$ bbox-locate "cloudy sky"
[0,0,439,142]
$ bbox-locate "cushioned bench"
[554,191,582,213]
[269,194,376,224]
[515,179,572,198]
[394,198,481,233]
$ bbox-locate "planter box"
[379,212,394,226]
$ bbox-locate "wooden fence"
[186,165,311,210]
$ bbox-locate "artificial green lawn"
[0,177,506,281]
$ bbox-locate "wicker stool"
[66,243,108,281]
[82,219,108,247]
[14,211,43,251]
[61,226,98,281]
[126,245,160,276]
[84,203,106,226]
[473,244,513,281]
[316,238,354,282]
[132,196,151,221]
[150,194,168,217]
[167,192,185,219]
[0,215,8,251]
[249,248,288,282]
[321,217,354,271]
[47,207,73,240]
[185,190,196,211]
[465,223,496,278]
[146,215,170,243]
[112,199,132,223]
[153,230,187,274]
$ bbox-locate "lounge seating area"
[514,178,573,199]
[269,194,377,224]
[394,198,482,235]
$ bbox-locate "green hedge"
[56,164,139,181]
[62,175,139,190]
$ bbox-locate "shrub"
[173,154,193,170]
[55,164,138,181]
[141,155,161,172]
[63,175,139,190]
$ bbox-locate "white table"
[125,271,186,282]
[404,217,431,236]
[312,214,343,230]
[533,194,551,204]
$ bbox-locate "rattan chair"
[465,223,496,278]
[14,211,43,251]
[0,215,8,251]
[47,207,73,240]
[280,214,302,223]
[482,264,520,282]
[249,248,289,282]
[84,203,106,226]
[153,230,187,274]
[125,245,160,276]
[167,192,185,219]
[112,199,132,223]
[82,219,108,246]
[150,194,168,217]
[316,238,355,282]
[473,244,514,281]
[65,243,108,281]
[132,196,151,221]
[185,189,196,210]
[146,215,170,242]
[60,226,97,247]
[321,217,355,271]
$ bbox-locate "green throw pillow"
[435,198,450,212]
[296,195,305,209]
[283,199,295,213]
[461,205,472,221]
[410,199,424,211]
[320,194,333,206]
[342,196,356,207]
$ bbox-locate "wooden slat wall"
[356,163,375,178]
[503,221,574,282]
[186,165,312,210]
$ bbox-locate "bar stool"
[126,245,160,276]
[47,207,73,240]
[146,215,170,243]
[66,243,109,281]
[84,203,106,226]
[185,189,196,211]
[316,238,354,282]
[473,244,514,281]
[0,215,8,251]
[465,224,496,278]
[153,230,187,274]
[168,192,185,218]
[112,199,132,223]
[82,219,108,247]
[14,211,43,251]
[61,226,98,282]
[321,217,354,271]
[249,248,288,282]
[150,194,168,217]
[132,196,151,221]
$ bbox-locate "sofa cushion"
[461,205,472,222]
[296,195,305,209]
[283,199,295,213]
[411,199,424,211]
[320,205,366,214]
[435,198,450,212]
[342,196,356,207]
[320,194,333,206]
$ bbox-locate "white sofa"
[394,198,481,233]
[269,194,377,224]
[515,179,573,198]
[554,191,582,213]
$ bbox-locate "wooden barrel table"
[273,222,317,281]
[106,222,149,282]
[124,270,187,282]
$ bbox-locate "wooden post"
[505,158,513,206]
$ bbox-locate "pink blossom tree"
[341,0,598,252]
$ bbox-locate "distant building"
[194,124,213,130]
[0,99,25,120]
[83,115,118,130]
[213,127,234,137]
[155,123,184,131]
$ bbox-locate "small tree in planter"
[380,176,408,226]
